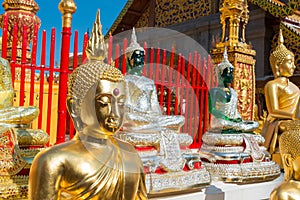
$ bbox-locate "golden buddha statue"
[270,120,300,200]
[29,10,147,200]
[0,57,38,127]
[262,29,300,166]
[209,48,259,133]
[0,56,48,199]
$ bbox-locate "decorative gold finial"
[58,0,77,28]
[278,29,284,45]
[86,9,107,62]
[125,27,145,59]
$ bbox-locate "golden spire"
[86,9,107,62]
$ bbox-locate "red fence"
[1,15,214,148]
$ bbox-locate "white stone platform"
[151,173,284,200]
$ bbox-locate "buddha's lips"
[105,120,119,129]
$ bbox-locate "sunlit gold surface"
[29,13,147,200]
[270,120,300,200]
[58,0,77,28]
[0,56,48,199]
[262,29,299,161]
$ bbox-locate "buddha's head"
[130,49,145,68]
[218,47,234,87]
[125,28,145,75]
[67,9,126,136]
[270,29,295,78]
[67,61,125,135]
[279,122,300,181]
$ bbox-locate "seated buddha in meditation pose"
[208,48,259,133]
[123,28,185,133]
[270,121,300,200]
[262,29,300,157]
[0,57,38,127]
[29,11,147,200]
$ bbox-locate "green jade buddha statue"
[208,47,259,133]
[200,48,280,183]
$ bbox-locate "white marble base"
[151,173,284,200]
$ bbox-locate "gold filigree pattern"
[0,175,29,199]
[136,6,149,28]
[234,62,255,120]
[0,128,26,176]
[248,0,300,17]
[155,0,211,27]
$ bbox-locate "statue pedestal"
[200,132,281,183]
[119,130,211,196]
[151,173,283,200]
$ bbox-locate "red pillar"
[56,0,77,144]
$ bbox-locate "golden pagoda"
[0,0,41,61]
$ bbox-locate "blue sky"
[0,0,128,64]
[35,1,127,35]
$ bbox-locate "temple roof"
[107,0,300,37]
[105,0,149,37]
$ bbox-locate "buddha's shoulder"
[271,181,300,199]
[265,79,284,88]
[34,140,80,161]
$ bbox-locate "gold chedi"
[29,10,147,200]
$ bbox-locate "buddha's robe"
[29,134,147,200]
[262,79,300,154]
[210,88,258,132]
[124,75,184,132]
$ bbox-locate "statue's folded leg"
[0,106,39,126]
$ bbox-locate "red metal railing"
[1,15,214,148]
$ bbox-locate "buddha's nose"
[110,101,120,118]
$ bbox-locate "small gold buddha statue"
[262,29,300,166]
[209,48,259,133]
[270,120,300,200]
[0,57,38,127]
[29,10,147,200]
